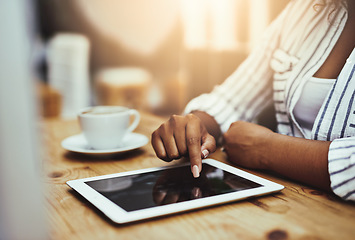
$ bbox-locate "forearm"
[266,133,331,191]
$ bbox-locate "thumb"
[200,134,216,159]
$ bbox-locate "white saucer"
[61,132,149,155]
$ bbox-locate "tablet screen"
[85,163,262,212]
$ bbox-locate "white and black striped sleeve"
[328,137,355,201]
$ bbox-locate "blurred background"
[0,1,289,238]
[35,0,289,118]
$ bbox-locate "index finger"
[186,119,202,178]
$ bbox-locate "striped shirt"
[184,0,355,201]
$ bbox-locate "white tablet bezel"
[66,159,284,224]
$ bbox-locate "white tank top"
[293,77,336,139]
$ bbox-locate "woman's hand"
[223,121,274,170]
[151,114,217,178]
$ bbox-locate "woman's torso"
[271,0,355,140]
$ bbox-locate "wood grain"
[41,112,355,240]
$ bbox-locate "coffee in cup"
[78,106,140,150]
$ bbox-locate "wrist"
[191,111,222,142]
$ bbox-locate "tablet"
[67,159,284,224]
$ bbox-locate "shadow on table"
[63,149,146,162]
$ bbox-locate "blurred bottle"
[47,33,90,118]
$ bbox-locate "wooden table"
[41,112,355,240]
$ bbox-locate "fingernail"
[192,165,200,178]
[202,149,209,159]
[192,187,202,198]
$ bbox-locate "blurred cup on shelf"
[95,67,152,110]
[78,106,140,150]
[47,33,90,119]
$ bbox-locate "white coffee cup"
[78,106,140,150]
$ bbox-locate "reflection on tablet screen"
[85,163,262,212]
